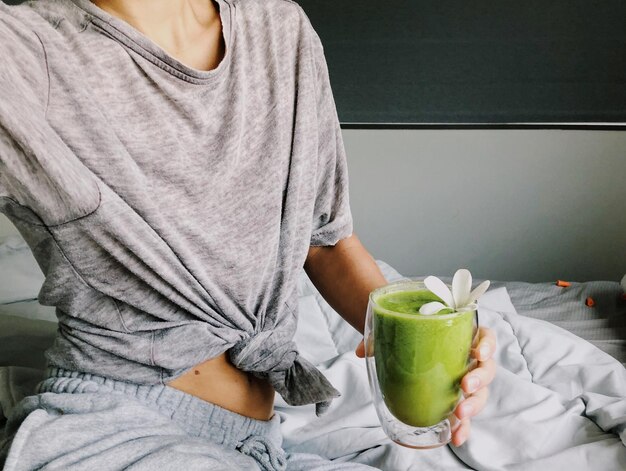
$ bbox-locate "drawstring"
[236,435,286,471]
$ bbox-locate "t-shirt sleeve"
[0,4,100,225]
[0,3,49,200]
[306,21,354,247]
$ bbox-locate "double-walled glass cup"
[365,280,478,448]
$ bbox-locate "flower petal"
[452,268,472,309]
[424,275,454,308]
[419,301,447,315]
[469,280,491,303]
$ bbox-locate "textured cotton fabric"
[0,368,376,470]
[0,0,352,413]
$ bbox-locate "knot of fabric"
[229,330,340,416]
[236,435,286,471]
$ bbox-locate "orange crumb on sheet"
[556,280,571,287]
[585,297,595,307]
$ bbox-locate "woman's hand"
[355,326,497,447]
[451,327,496,446]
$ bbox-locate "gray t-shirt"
[0,0,353,414]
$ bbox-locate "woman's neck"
[92,0,224,71]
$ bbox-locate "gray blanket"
[502,280,625,366]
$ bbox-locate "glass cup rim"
[369,278,476,320]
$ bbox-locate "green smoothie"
[373,289,475,428]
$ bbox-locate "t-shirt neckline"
[70,0,233,85]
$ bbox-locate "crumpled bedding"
[500,280,626,366]
[0,247,625,470]
[278,283,626,470]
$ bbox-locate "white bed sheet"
[275,285,626,470]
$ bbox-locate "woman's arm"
[0,5,101,225]
[0,4,47,200]
[304,233,387,334]
[304,233,497,446]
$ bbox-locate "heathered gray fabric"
[0,0,353,414]
[0,368,376,470]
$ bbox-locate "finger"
[462,358,496,394]
[355,340,365,358]
[455,386,489,419]
[451,417,471,447]
[472,327,497,362]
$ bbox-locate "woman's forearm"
[304,233,388,334]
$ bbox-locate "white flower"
[419,269,490,315]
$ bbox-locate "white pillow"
[0,299,56,322]
[0,302,56,370]
[293,293,339,365]
[0,235,44,304]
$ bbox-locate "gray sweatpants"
[1,368,375,471]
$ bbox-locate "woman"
[0,0,496,469]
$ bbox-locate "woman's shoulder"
[0,3,51,82]
[230,0,313,31]
[229,0,320,55]
[0,1,90,102]
[230,0,302,15]
[1,0,87,40]
[2,1,53,30]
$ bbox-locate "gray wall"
[345,129,626,282]
[1,130,625,282]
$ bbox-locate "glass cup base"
[382,415,460,449]
[366,354,462,449]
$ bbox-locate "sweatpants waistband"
[38,367,284,456]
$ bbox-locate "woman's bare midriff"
[167,352,276,421]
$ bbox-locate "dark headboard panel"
[297,0,626,127]
[4,0,625,127]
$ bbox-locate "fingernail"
[462,403,474,417]
[467,376,480,393]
